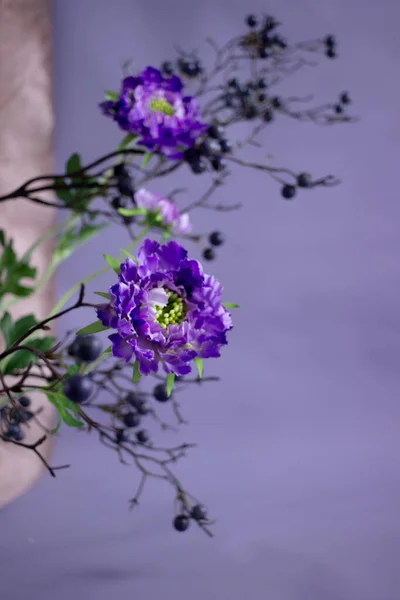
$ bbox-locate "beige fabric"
[0,0,55,508]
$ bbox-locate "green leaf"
[0,230,5,245]
[104,90,119,101]
[66,152,82,176]
[2,336,56,375]
[222,302,240,309]
[119,249,138,263]
[193,357,203,379]
[140,152,152,169]
[76,321,110,335]
[116,133,137,151]
[97,404,118,415]
[61,410,84,428]
[45,391,84,431]
[117,207,147,217]
[132,361,141,383]
[55,182,74,204]
[0,312,13,347]
[166,373,175,397]
[103,253,120,274]
[93,291,111,299]
[9,315,37,344]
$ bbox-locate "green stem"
[48,225,151,317]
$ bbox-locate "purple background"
[1,0,400,598]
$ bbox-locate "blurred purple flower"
[97,239,232,376]
[100,66,208,159]
[135,188,191,235]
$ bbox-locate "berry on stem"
[246,15,258,28]
[136,430,150,444]
[123,412,141,428]
[191,504,207,521]
[297,172,312,188]
[73,335,102,363]
[174,514,190,532]
[153,384,169,403]
[63,375,93,404]
[340,91,351,105]
[281,184,296,200]
[209,231,225,247]
[202,248,215,261]
[115,428,129,444]
[18,396,31,408]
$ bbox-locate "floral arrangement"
[0,15,355,536]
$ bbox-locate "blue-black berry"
[219,138,232,153]
[208,123,225,140]
[209,231,225,247]
[271,96,282,109]
[324,35,336,48]
[115,428,129,444]
[63,374,93,404]
[297,172,312,188]
[340,91,350,105]
[173,514,190,532]
[136,429,150,444]
[153,384,169,403]
[161,61,174,76]
[281,184,296,200]
[117,175,135,198]
[18,396,31,408]
[258,47,269,59]
[246,14,258,28]
[191,504,207,521]
[263,109,274,123]
[73,335,102,363]
[257,77,267,89]
[123,412,141,428]
[334,104,343,114]
[326,47,336,59]
[202,247,215,261]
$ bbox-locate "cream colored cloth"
[0,0,55,508]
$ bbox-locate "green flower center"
[148,97,175,116]
[154,288,185,328]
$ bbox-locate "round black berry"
[228,78,239,89]
[111,196,128,210]
[326,47,336,59]
[263,15,278,32]
[191,504,207,521]
[200,138,221,157]
[208,123,225,140]
[257,78,267,89]
[161,61,174,76]
[73,335,102,363]
[117,175,135,198]
[18,396,31,408]
[153,384,169,403]
[123,411,141,428]
[209,231,225,247]
[174,514,190,532]
[5,423,21,439]
[258,46,269,59]
[244,104,258,119]
[246,14,258,28]
[202,247,215,261]
[334,104,343,114]
[340,91,351,105]
[115,428,129,444]
[190,158,207,174]
[210,156,225,172]
[257,93,266,103]
[136,429,150,444]
[113,163,130,178]
[281,184,296,200]
[325,35,336,48]
[67,339,79,357]
[15,410,34,423]
[63,374,93,404]
[263,109,274,123]
[219,138,232,154]
[223,92,234,107]
[271,97,281,109]
[297,172,312,188]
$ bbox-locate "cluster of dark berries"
[161,57,203,79]
[115,391,152,446]
[63,335,103,404]
[223,78,276,123]
[333,91,351,115]
[111,163,136,224]
[0,396,34,442]
[244,14,286,59]
[184,123,231,175]
[202,230,225,262]
[173,503,208,533]
[324,35,337,59]
[280,172,313,200]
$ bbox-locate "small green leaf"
[222,302,240,309]
[97,404,119,415]
[132,361,141,383]
[166,373,175,397]
[76,321,110,335]
[140,152,152,169]
[0,312,14,347]
[55,183,74,204]
[116,133,137,151]
[103,253,120,274]
[193,357,203,379]
[117,207,147,217]
[61,410,84,428]
[2,336,56,375]
[93,291,111,299]
[66,153,82,176]
[119,249,138,263]
[9,315,37,344]
[45,390,84,431]
[104,90,119,101]
[50,412,63,435]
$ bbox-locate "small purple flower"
[135,188,191,235]
[97,239,232,376]
[100,66,208,159]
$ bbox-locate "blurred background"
[1,0,400,598]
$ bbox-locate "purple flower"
[135,188,191,235]
[100,66,208,159]
[97,239,232,376]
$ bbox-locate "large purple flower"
[100,67,208,159]
[97,239,232,376]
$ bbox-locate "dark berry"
[244,104,258,119]
[18,396,31,408]
[161,61,174,76]
[238,85,250,99]
[281,184,296,200]
[209,231,225,247]
[123,411,141,428]
[334,104,343,114]
[325,35,336,48]
[123,216,135,226]
[125,393,149,415]
[207,123,225,139]
[263,15,278,31]
[263,109,274,123]
[113,163,130,178]
[5,423,21,439]
[202,247,215,261]
[136,429,150,444]
[258,46,269,59]
[257,78,267,89]
[63,374,93,404]
[117,175,135,198]
[189,158,207,174]
[67,339,79,357]
[218,138,232,154]
[297,172,312,188]
[111,196,128,210]
[73,335,102,363]
[257,93,266,103]
[153,384,169,403]
[200,138,221,157]
[340,91,351,105]
[271,34,287,49]
[210,156,225,172]
[115,428,129,444]
[173,514,190,532]
[228,78,239,89]
[191,504,207,521]
[246,14,257,28]
[271,96,281,109]
[14,410,34,423]
[223,92,234,107]
[326,47,336,59]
